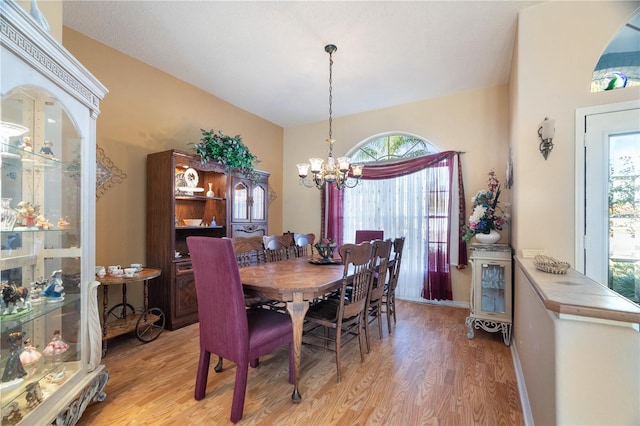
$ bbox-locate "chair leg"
[364,312,371,354]
[194,350,211,400]
[250,358,259,368]
[358,318,366,363]
[376,302,383,338]
[386,299,393,334]
[214,356,223,373]
[392,296,397,324]
[335,327,342,383]
[230,363,249,423]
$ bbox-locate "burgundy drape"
[422,156,453,300]
[323,151,466,300]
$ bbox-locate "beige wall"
[62,29,284,270]
[512,2,640,424]
[511,1,640,262]
[284,85,511,302]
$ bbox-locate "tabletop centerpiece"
[314,238,338,262]
[193,128,259,181]
[463,169,506,244]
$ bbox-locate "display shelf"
[1,0,108,423]
[465,243,513,345]
[147,149,269,329]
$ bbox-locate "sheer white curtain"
[343,169,429,302]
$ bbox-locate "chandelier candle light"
[297,44,363,190]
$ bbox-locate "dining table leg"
[286,292,309,402]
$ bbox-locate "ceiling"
[63,1,541,128]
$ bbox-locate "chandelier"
[296,44,363,190]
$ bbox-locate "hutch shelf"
[146,150,268,330]
[1,1,108,424]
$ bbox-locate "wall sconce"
[538,117,555,160]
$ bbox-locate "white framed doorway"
[575,100,640,303]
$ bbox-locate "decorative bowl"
[183,219,202,227]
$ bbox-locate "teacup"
[124,268,136,278]
[131,263,143,271]
[108,265,121,275]
[95,266,106,277]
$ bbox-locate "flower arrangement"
[193,128,259,181]
[314,238,337,260]
[463,169,506,242]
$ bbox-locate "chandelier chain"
[328,50,333,142]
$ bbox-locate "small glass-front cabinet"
[1,1,108,424]
[466,243,513,345]
[229,173,269,237]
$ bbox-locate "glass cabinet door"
[232,181,249,222]
[480,263,506,314]
[251,184,265,222]
[1,86,84,417]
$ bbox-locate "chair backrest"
[293,233,315,257]
[355,230,384,244]
[187,237,249,361]
[231,236,265,267]
[388,237,406,292]
[263,235,295,261]
[338,242,375,320]
[369,239,393,302]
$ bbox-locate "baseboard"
[511,342,535,426]
[399,296,469,309]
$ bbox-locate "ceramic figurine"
[1,282,29,315]
[1,332,27,383]
[46,366,67,385]
[25,382,44,408]
[1,402,22,425]
[39,140,55,159]
[42,270,64,301]
[20,338,42,367]
[43,330,69,356]
[19,136,32,152]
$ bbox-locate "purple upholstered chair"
[355,229,384,244]
[187,236,294,423]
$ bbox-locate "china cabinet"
[465,243,513,345]
[0,1,108,424]
[146,149,269,330]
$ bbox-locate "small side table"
[97,268,163,354]
[466,244,513,345]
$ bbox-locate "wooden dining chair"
[231,236,266,267]
[365,239,393,352]
[303,242,375,382]
[293,232,315,257]
[263,234,295,262]
[355,229,384,244]
[186,236,294,423]
[382,237,405,333]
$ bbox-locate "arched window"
[350,133,438,163]
[343,133,458,302]
[591,10,640,92]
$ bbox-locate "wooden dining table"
[239,255,345,402]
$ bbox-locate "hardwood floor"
[78,301,523,425]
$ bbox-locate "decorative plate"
[184,168,199,188]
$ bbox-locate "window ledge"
[515,256,640,324]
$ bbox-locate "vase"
[475,229,500,244]
[1,198,17,231]
[206,182,214,198]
